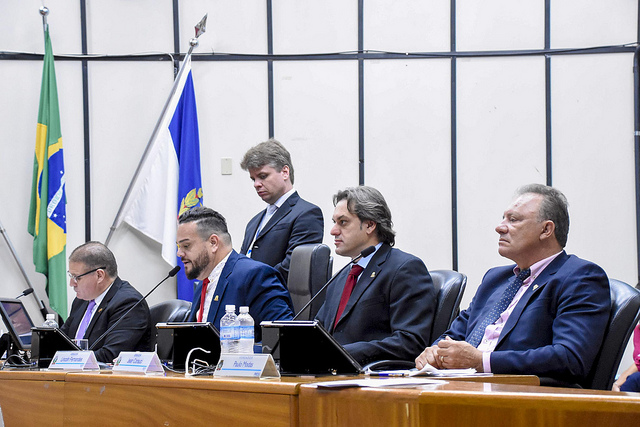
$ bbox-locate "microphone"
[88,266,181,351]
[292,245,376,321]
[15,288,34,299]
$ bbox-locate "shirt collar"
[93,280,114,308]
[356,242,383,270]
[272,188,296,209]
[207,251,232,283]
[514,251,563,280]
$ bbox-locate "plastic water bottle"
[237,306,255,354]
[42,313,58,328]
[220,305,239,354]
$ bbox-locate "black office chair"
[287,243,333,320]
[429,270,467,343]
[582,279,640,390]
[362,269,467,372]
[150,299,192,325]
[149,299,192,348]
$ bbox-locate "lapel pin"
[214,295,219,301]
[97,308,104,313]
[533,285,539,291]
[370,272,376,278]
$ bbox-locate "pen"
[366,372,408,377]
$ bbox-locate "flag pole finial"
[194,13,207,39]
[39,6,49,30]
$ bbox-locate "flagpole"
[105,14,208,246]
[0,219,49,319]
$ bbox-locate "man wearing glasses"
[61,241,152,362]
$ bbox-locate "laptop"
[0,298,35,352]
[260,320,362,376]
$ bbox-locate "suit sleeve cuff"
[482,351,492,373]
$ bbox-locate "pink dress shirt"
[479,252,562,372]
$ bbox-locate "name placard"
[214,353,280,378]
[112,352,164,375]
[48,351,100,371]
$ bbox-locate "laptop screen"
[0,298,35,350]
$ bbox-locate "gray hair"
[333,186,396,246]
[178,206,232,246]
[516,183,570,248]
[240,138,295,184]
[69,241,118,278]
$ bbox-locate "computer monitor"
[0,298,35,351]
[260,320,362,376]
[156,322,220,371]
[30,327,80,368]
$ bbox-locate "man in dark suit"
[240,139,324,283]
[62,241,152,363]
[178,206,294,341]
[315,186,436,365]
[415,184,611,386]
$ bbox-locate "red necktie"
[334,264,364,328]
[197,278,210,322]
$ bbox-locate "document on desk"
[364,364,481,378]
[314,377,447,389]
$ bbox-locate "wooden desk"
[63,372,318,427]
[299,380,640,427]
[0,369,66,427]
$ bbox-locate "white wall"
[0,0,637,374]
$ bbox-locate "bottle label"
[220,326,234,340]
[240,325,254,339]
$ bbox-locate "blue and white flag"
[117,57,203,300]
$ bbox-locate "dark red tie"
[197,278,210,322]
[334,264,364,328]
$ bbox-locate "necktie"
[257,204,278,236]
[76,299,96,339]
[334,264,364,328]
[467,268,531,347]
[197,278,210,322]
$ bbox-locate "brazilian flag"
[27,27,67,320]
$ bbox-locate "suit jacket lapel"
[205,251,239,323]
[334,244,390,329]
[496,251,567,347]
[86,278,120,336]
[256,192,299,239]
[245,213,263,244]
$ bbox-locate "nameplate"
[48,351,100,371]
[214,353,280,378]
[112,352,164,375]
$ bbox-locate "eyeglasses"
[67,267,105,283]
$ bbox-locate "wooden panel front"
[299,381,640,427]
[0,371,66,427]
[63,373,304,427]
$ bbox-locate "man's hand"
[415,337,484,371]
[437,337,483,371]
[415,344,443,370]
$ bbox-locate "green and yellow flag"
[28,27,67,319]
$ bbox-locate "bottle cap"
[46,313,56,320]
[239,306,249,313]
[225,304,236,312]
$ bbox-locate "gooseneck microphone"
[292,245,376,321]
[88,266,181,351]
[15,288,35,299]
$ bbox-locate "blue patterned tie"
[467,268,531,347]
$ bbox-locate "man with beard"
[177,206,293,341]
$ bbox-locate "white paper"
[314,377,447,389]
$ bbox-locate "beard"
[184,248,211,280]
